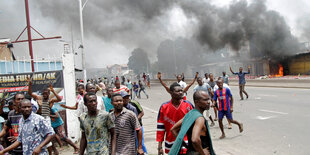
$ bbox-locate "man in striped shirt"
[157,82,194,154]
[113,80,130,94]
[213,79,243,139]
[110,93,144,155]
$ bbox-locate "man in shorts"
[213,79,243,139]
[50,107,79,154]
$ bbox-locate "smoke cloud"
[179,0,300,58]
[1,0,308,68]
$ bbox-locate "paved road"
[61,83,309,155]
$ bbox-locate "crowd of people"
[0,66,250,155]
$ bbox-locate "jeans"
[139,88,148,98]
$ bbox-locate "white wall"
[62,53,80,142]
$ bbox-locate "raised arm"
[49,84,62,107]
[27,78,40,100]
[229,66,234,74]
[157,72,170,94]
[183,72,199,93]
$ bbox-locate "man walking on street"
[138,80,149,99]
[213,79,243,139]
[126,79,133,99]
[193,77,215,127]
[102,87,114,112]
[113,80,130,94]
[121,92,148,154]
[230,66,250,100]
[157,82,194,154]
[0,99,55,155]
[0,93,25,155]
[170,90,215,155]
[28,80,62,154]
[62,83,105,118]
[110,94,144,155]
[222,71,229,85]
[79,92,116,155]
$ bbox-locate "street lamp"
[79,0,89,84]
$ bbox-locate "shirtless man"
[170,90,215,155]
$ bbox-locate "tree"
[127,48,150,75]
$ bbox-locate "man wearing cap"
[121,92,148,154]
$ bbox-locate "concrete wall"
[62,53,80,142]
[289,54,310,75]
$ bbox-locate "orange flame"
[275,64,283,77]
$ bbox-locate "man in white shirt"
[62,83,105,118]
[77,83,105,117]
[177,75,187,89]
[202,73,210,84]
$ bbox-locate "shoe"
[210,122,215,127]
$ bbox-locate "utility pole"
[8,0,61,73]
[79,0,88,84]
[25,0,34,72]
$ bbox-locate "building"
[0,39,14,60]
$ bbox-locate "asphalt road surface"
[61,82,309,155]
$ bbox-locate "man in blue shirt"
[126,79,133,99]
[193,77,215,126]
[50,107,79,154]
[230,66,250,100]
[102,87,114,112]
[0,99,55,155]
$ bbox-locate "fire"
[275,64,283,77]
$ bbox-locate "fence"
[0,57,63,74]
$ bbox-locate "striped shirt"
[110,108,141,155]
[113,85,130,94]
[41,101,50,118]
[213,88,232,111]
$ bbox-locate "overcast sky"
[0,0,309,68]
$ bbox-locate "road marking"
[142,105,159,114]
[256,115,276,120]
[259,109,288,115]
[258,94,277,97]
[254,97,261,100]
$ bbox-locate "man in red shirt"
[157,82,194,154]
